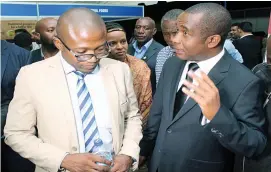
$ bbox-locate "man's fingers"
[182,80,206,98]
[199,70,216,89]
[90,154,112,166]
[182,87,203,104]
[187,71,212,92]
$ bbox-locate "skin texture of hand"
[182,70,221,120]
[61,153,112,172]
[138,156,147,169]
[110,154,133,172]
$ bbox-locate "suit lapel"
[99,61,121,153]
[168,58,186,120]
[171,53,231,125]
[47,53,78,147]
[1,41,9,82]
[142,41,158,62]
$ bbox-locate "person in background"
[266,35,271,64]
[1,40,35,172]
[224,39,243,63]
[139,3,266,172]
[13,32,33,51]
[128,17,164,94]
[155,9,184,84]
[106,22,152,127]
[29,17,59,63]
[230,23,241,40]
[233,22,262,69]
[4,8,142,172]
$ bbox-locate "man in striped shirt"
[155,9,184,85]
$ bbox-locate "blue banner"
[1,3,144,19]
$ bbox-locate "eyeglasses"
[57,37,110,62]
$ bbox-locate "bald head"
[35,17,57,33]
[56,8,106,40]
[137,17,156,29]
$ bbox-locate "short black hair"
[185,3,232,46]
[231,23,240,27]
[15,29,31,35]
[239,22,253,32]
[161,9,184,26]
[14,32,32,49]
[105,22,126,33]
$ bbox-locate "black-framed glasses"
[57,37,110,62]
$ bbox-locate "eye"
[183,30,188,36]
[120,40,127,44]
[108,42,116,47]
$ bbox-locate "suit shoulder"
[153,40,164,49]
[100,58,129,70]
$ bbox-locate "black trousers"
[1,139,35,172]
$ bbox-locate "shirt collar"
[240,33,253,39]
[60,53,100,75]
[133,38,153,53]
[188,49,224,74]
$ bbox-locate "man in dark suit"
[233,22,262,69]
[1,40,35,172]
[128,17,164,93]
[29,17,58,63]
[139,3,267,172]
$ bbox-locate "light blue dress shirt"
[224,39,243,63]
[133,38,153,59]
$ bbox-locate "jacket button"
[167,129,172,133]
[72,147,77,151]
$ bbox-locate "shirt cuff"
[58,153,69,171]
[201,116,210,126]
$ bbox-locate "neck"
[41,45,59,59]
[194,47,223,62]
[240,32,252,37]
[137,39,151,49]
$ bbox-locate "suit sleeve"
[139,62,165,157]
[205,78,267,158]
[4,67,67,172]
[119,63,143,170]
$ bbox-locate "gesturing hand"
[110,154,133,172]
[61,153,112,172]
[182,70,221,120]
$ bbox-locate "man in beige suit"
[4,8,142,172]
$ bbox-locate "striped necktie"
[74,71,100,152]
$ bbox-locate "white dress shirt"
[60,56,113,153]
[177,49,224,125]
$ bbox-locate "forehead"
[41,19,57,29]
[177,12,203,31]
[107,30,126,39]
[65,26,106,49]
[136,19,152,27]
[231,26,238,30]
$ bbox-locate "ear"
[205,35,221,48]
[53,37,64,51]
[152,28,157,36]
[34,32,40,40]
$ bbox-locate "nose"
[171,32,181,44]
[138,27,144,34]
[116,42,123,49]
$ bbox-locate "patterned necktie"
[173,63,199,118]
[74,71,100,152]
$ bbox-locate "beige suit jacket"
[4,52,142,172]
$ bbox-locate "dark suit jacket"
[128,40,164,94]
[1,41,31,132]
[1,40,35,172]
[140,52,267,172]
[29,48,44,64]
[233,35,262,69]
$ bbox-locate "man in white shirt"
[4,8,142,172]
[139,3,266,172]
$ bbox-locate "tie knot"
[74,71,86,80]
[188,63,199,72]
